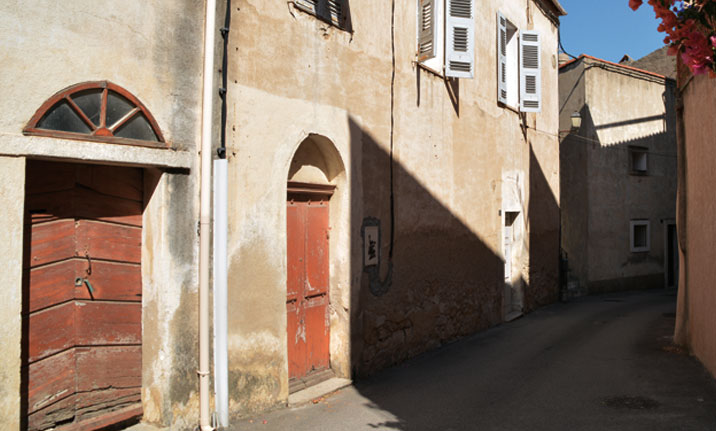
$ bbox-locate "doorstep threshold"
[288,377,352,407]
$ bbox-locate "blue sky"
[559,0,668,63]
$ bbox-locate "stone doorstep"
[288,377,353,407]
[122,422,169,431]
[505,311,524,322]
[121,378,353,430]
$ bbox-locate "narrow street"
[237,290,716,431]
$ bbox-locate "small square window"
[630,220,650,252]
[629,146,648,175]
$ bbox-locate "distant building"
[559,54,678,296]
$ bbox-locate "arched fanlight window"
[24,81,165,147]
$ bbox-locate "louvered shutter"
[295,0,346,27]
[497,12,508,104]
[520,31,541,112]
[418,0,436,62]
[445,0,475,79]
[295,0,318,15]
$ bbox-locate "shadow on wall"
[344,114,559,429]
[346,115,559,378]
[560,95,677,295]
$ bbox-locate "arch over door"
[23,160,143,431]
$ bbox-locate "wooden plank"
[27,394,76,431]
[26,348,76,414]
[26,219,76,268]
[25,260,79,313]
[27,188,142,227]
[305,203,329,296]
[25,160,77,195]
[75,261,141,302]
[27,302,75,362]
[76,346,141,391]
[76,164,143,202]
[70,401,142,431]
[286,202,305,303]
[76,220,141,263]
[75,302,141,346]
[305,293,330,372]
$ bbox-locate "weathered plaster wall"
[558,62,589,293]
[560,59,676,294]
[0,0,204,149]
[676,73,716,378]
[0,156,25,431]
[226,0,560,415]
[0,1,205,429]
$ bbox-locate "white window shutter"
[445,0,475,79]
[497,12,508,104]
[418,0,436,62]
[520,31,541,112]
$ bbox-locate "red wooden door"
[23,160,143,431]
[286,195,330,381]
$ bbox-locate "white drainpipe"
[199,0,218,429]
[213,159,229,428]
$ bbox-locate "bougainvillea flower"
[629,0,643,11]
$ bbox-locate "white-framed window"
[417,0,476,79]
[294,0,349,29]
[629,146,648,175]
[497,12,542,112]
[630,219,650,252]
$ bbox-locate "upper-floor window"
[497,12,542,112]
[294,0,350,30]
[417,0,476,79]
[629,146,648,175]
[24,81,165,148]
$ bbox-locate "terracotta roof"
[559,54,669,80]
[547,0,567,16]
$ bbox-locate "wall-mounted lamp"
[570,111,582,129]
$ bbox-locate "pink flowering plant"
[630,0,716,76]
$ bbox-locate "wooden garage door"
[23,160,143,431]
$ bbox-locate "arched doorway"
[285,134,345,392]
[21,81,164,430]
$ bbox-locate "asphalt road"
[236,290,716,430]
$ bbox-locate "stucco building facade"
[674,58,716,380]
[559,55,677,297]
[0,0,565,429]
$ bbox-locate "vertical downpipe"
[199,0,218,429]
[213,159,229,428]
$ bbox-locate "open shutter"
[295,0,318,15]
[418,0,436,62]
[520,31,541,112]
[445,0,475,79]
[322,0,346,26]
[497,12,508,104]
[295,0,346,27]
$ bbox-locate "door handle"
[75,277,95,295]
